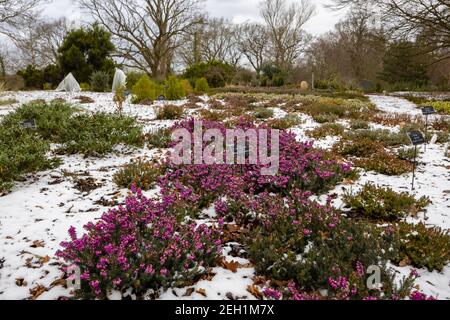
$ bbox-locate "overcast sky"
[42,0,347,36]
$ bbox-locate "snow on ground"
[0,92,449,300]
[368,94,422,115]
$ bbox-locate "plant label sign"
[408,131,425,146]
[421,106,436,116]
[20,119,37,129]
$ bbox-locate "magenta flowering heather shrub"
[162,118,350,214]
[263,266,435,300]
[56,187,221,299]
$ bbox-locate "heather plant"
[333,138,383,158]
[266,114,301,130]
[349,119,370,130]
[56,187,222,299]
[146,127,173,149]
[160,119,350,215]
[253,107,274,119]
[343,129,409,147]
[90,71,110,92]
[397,147,419,160]
[393,222,450,272]
[156,104,184,120]
[263,268,433,300]
[247,192,400,292]
[354,151,413,175]
[1,100,76,140]
[199,109,228,122]
[343,183,431,221]
[113,159,165,191]
[313,113,339,124]
[180,79,193,96]
[0,125,59,193]
[57,113,143,156]
[306,123,345,139]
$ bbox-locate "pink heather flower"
[145,265,155,275]
[68,226,77,241]
[410,291,436,301]
[303,229,312,236]
[410,269,419,277]
[80,272,90,280]
[263,288,282,300]
[90,280,100,289]
[160,269,169,276]
[113,278,122,286]
[356,261,365,277]
[217,217,225,227]
[292,220,300,225]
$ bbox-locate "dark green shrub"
[247,194,399,291]
[343,183,431,221]
[393,223,450,272]
[0,126,58,193]
[1,101,76,141]
[90,71,110,92]
[113,159,165,191]
[183,60,235,88]
[156,104,184,120]
[126,71,145,90]
[57,113,143,156]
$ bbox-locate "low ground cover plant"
[343,183,431,221]
[0,101,144,191]
[113,159,165,191]
[253,107,274,119]
[244,192,423,300]
[306,123,345,139]
[57,188,222,299]
[393,223,450,272]
[353,151,413,175]
[421,101,450,115]
[57,113,143,156]
[146,127,172,149]
[156,104,184,120]
[0,125,59,193]
[159,118,351,218]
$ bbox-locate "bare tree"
[329,0,450,60]
[238,23,268,77]
[5,17,70,67]
[260,0,315,70]
[199,18,242,66]
[306,3,388,85]
[79,0,204,79]
[0,0,46,33]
